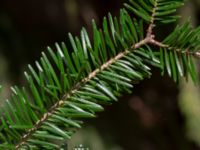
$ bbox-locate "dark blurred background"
[0,0,200,150]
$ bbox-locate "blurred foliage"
[179,80,200,147]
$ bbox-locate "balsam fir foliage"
[0,0,199,149]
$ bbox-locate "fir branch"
[16,27,159,149]
[0,0,199,149]
[15,1,168,147]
